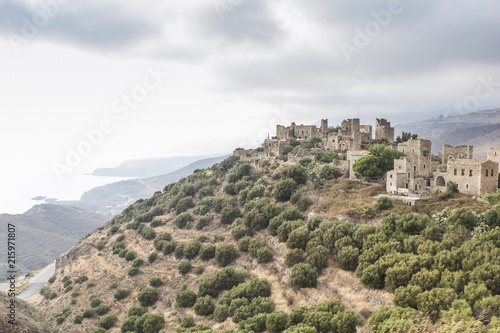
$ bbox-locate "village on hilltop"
[234,118,500,198]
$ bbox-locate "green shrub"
[184,241,202,259]
[306,245,329,272]
[336,246,359,271]
[215,243,238,267]
[266,311,289,333]
[114,288,130,301]
[74,315,83,324]
[180,316,196,328]
[141,226,156,240]
[48,275,56,284]
[90,328,106,333]
[89,296,101,308]
[194,295,215,316]
[95,304,109,316]
[256,247,274,264]
[297,196,313,212]
[95,240,107,251]
[124,250,137,261]
[175,213,194,229]
[150,218,162,228]
[214,304,229,322]
[176,197,195,214]
[178,260,192,275]
[98,313,118,330]
[148,252,158,263]
[82,309,94,318]
[199,244,216,260]
[275,179,299,201]
[138,287,159,307]
[221,205,241,224]
[175,243,185,258]
[195,234,207,242]
[128,267,139,276]
[286,249,305,267]
[176,290,197,308]
[132,258,144,267]
[238,236,252,252]
[282,165,308,184]
[287,227,309,250]
[320,165,342,180]
[290,263,318,288]
[128,305,146,317]
[196,215,212,230]
[376,196,393,211]
[195,266,205,275]
[142,313,165,333]
[109,281,118,289]
[149,276,163,287]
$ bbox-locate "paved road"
[17,263,56,300]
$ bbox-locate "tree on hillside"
[352,155,383,179]
[395,132,418,143]
[353,144,404,179]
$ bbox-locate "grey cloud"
[189,0,284,45]
[1,0,163,50]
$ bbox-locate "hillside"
[33,151,500,333]
[0,292,49,333]
[58,155,230,216]
[395,108,500,158]
[0,205,107,281]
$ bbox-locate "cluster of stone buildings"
[386,141,499,197]
[266,118,394,158]
[234,117,500,197]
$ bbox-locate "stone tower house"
[375,118,395,143]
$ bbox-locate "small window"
[390,183,393,186]
[454,169,457,175]
[412,149,415,153]
[408,173,410,178]
[390,174,393,178]
[399,166,402,169]
[466,184,469,189]
[402,149,405,153]
[495,152,498,156]
[469,170,473,177]
[486,170,489,177]
[492,169,494,176]
[414,166,417,172]
[461,169,465,176]
[459,154,462,158]
[424,164,426,169]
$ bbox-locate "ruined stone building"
[276,119,329,140]
[386,139,432,195]
[442,144,473,161]
[375,118,395,143]
[265,117,395,158]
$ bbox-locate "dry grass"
[316,178,385,222]
[390,193,491,217]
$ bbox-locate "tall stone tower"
[320,119,328,134]
[375,118,395,143]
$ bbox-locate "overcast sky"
[1,0,500,213]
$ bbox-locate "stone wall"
[375,118,395,143]
[442,144,473,161]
